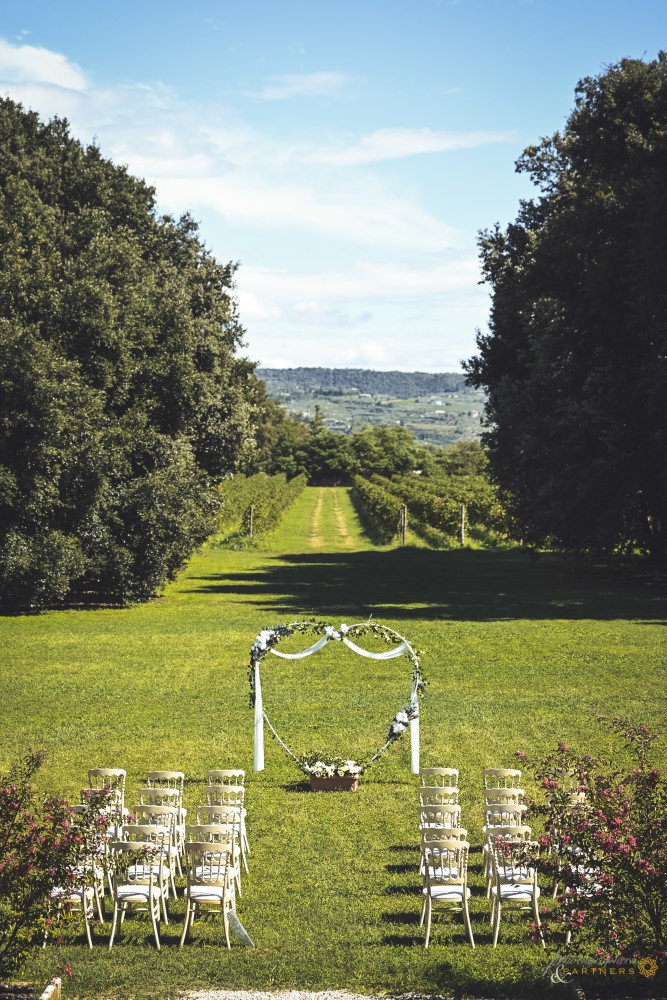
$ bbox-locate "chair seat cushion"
[116,884,162,901]
[423,885,470,901]
[492,884,540,901]
[187,885,228,903]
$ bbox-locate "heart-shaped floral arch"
[249,620,425,778]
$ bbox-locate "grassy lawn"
[1,486,665,998]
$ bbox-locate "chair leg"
[424,897,432,948]
[533,894,545,949]
[492,901,501,948]
[463,899,475,949]
[150,899,161,951]
[84,906,93,949]
[179,899,192,947]
[223,903,231,949]
[93,883,104,922]
[109,903,119,949]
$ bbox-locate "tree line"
[465,53,667,564]
[0,99,258,607]
[3,52,665,610]
[257,367,470,398]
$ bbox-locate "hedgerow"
[218,473,307,540]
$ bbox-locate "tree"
[0,99,258,605]
[245,381,309,478]
[300,406,355,485]
[350,425,419,479]
[465,54,667,562]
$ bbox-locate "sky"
[0,1,665,372]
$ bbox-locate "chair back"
[206,769,245,787]
[419,803,462,829]
[484,788,525,806]
[122,823,168,849]
[419,767,459,787]
[109,839,159,887]
[491,838,537,887]
[419,784,459,806]
[486,824,532,843]
[185,823,235,847]
[146,771,184,790]
[421,826,467,848]
[138,786,181,809]
[195,805,241,827]
[88,768,126,813]
[183,841,232,887]
[423,838,469,890]
[483,767,522,790]
[483,803,528,829]
[204,784,245,808]
[132,804,178,838]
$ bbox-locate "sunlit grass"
[1,487,665,998]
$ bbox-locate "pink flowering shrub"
[0,750,108,975]
[517,717,667,958]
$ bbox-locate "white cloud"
[0,37,86,90]
[154,173,455,251]
[305,127,513,166]
[253,71,351,100]
[0,36,492,369]
[237,258,482,315]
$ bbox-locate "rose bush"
[518,717,667,960]
[0,750,108,975]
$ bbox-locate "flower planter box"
[310,775,359,792]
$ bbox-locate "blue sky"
[1,1,665,371]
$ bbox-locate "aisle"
[266,486,370,553]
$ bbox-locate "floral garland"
[249,620,424,777]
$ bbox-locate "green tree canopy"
[465,54,667,562]
[0,99,257,605]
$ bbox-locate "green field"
[1,487,665,998]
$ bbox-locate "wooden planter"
[310,774,359,792]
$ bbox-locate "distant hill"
[258,367,485,447]
[257,367,470,399]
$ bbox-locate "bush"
[351,476,402,540]
[519,717,667,959]
[0,751,106,976]
[218,473,307,540]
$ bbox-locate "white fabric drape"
[253,662,264,771]
[269,637,329,659]
[341,638,409,659]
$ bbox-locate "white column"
[253,662,264,771]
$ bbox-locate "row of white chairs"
[46,766,250,949]
[417,766,543,949]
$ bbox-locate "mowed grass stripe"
[0,487,665,997]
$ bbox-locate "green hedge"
[218,473,307,538]
[351,475,402,540]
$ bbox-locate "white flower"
[324,626,335,636]
[395,711,409,725]
[391,722,406,735]
[339,623,349,634]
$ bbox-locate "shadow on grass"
[184,548,667,622]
